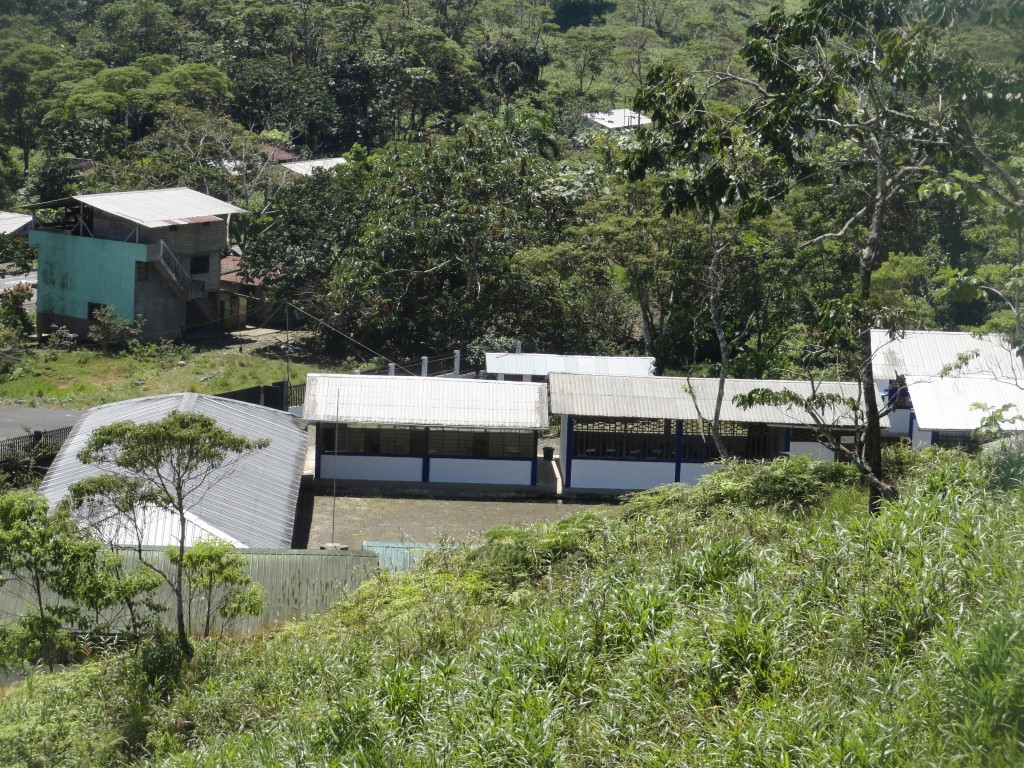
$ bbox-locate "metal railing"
[0,426,73,462]
[158,240,205,299]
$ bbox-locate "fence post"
[515,341,522,353]
[388,362,396,376]
[421,356,429,376]
[453,349,461,377]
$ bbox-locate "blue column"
[565,418,574,489]
[674,420,683,482]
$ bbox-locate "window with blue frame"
[573,417,675,459]
[318,424,534,458]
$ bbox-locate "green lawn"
[0,346,334,409]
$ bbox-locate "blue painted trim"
[319,450,534,462]
[570,455,680,463]
[530,457,537,486]
[909,410,916,445]
[674,420,683,482]
[565,417,574,488]
[315,442,321,478]
[422,456,430,482]
[784,427,791,454]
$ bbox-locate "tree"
[0,493,103,671]
[558,26,616,95]
[628,0,1023,509]
[169,540,265,638]
[75,412,269,658]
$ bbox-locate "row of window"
[318,425,537,459]
[572,418,787,460]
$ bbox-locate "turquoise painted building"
[27,188,245,339]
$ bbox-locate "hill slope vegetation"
[3,450,1024,766]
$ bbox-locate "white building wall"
[559,415,569,479]
[319,454,422,482]
[912,429,933,450]
[429,458,533,485]
[789,441,836,461]
[569,460,675,490]
[678,463,719,485]
[885,410,912,436]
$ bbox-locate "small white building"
[871,329,1024,448]
[585,109,652,130]
[281,157,348,176]
[485,352,656,381]
[549,373,867,492]
[304,374,549,487]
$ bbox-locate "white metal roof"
[281,157,348,176]
[87,504,244,549]
[548,373,871,428]
[304,374,549,429]
[871,329,1022,381]
[485,352,655,378]
[905,375,1024,432]
[70,188,246,229]
[0,211,31,235]
[38,394,307,549]
[585,109,652,130]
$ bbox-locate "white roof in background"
[549,373,872,428]
[906,375,1024,432]
[38,394,307,549]
[871,329,1022,381]
[304,374,549,429]
[70,188,246,229]
[486,352,655,378]
[281,157,348,176]
[0,211,31,235]
[585,108,652,130]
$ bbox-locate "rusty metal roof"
[304,374,549,429]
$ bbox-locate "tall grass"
[3,450,1024,766]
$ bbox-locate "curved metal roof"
[38,394,307,549]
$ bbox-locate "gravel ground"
[307,494,605,549]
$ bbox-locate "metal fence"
[0,426,73,462]
[362,541,439,572]
[0,547,380,636]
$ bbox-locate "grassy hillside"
[0,345,325,409]
[3,450,1024,766]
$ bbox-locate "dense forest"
[0,0,1022,377]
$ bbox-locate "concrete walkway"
[0,407,81,439]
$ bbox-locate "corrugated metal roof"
[0,211,31,235]
[585,109,652,130]
[871,329,1022,380]
[49,188,246,229]
[905,375,1024,431]
[281,157,347,176]
[485,352,655,377]
[304,374,549,429]
[549,373,870,427]
[0,548,378,635]
[38,394,307,549]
